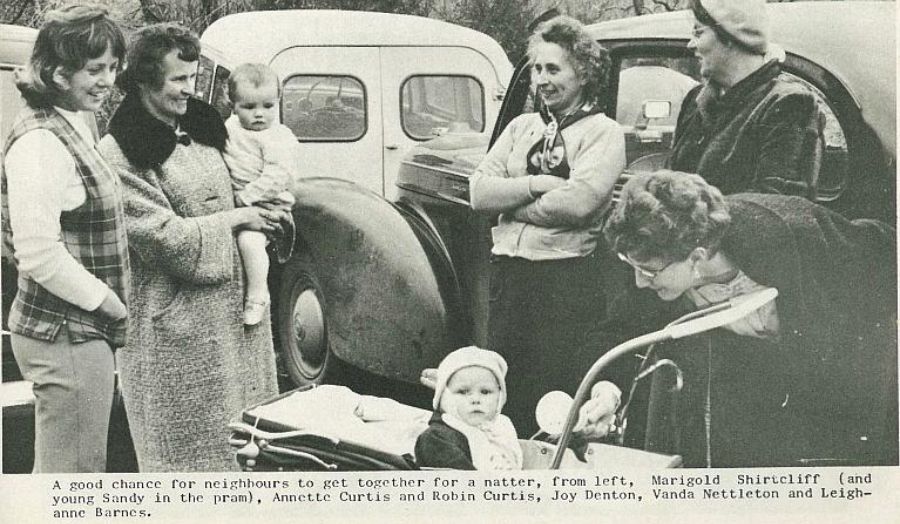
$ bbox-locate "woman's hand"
[229,207,285,233]
[574,381,621,440]
[96,289,127,321]
[528,175,567,197]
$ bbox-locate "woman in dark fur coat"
[578,170,897,468]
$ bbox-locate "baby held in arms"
[223,63,299,326]
[415,346,523,470]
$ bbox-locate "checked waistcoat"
[1,106,129,347]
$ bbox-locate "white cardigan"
[3,107,109,311]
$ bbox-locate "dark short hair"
[526,15,610,105]
[117,23,200,94]
[16,4,126,108]
[604,170,732,263]
[227,63,281,104]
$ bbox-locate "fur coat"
[669,60,825,200]
[97,95,278,472]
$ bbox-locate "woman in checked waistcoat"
[1,5,129,473]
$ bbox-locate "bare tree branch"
[632,0,644,15]
[6,0,35,24]
[138,0,163,23]
[649,0,682,12]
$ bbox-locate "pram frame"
[228,289,776,471]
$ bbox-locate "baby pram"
[228,385,681,471]
[228,289,777,471]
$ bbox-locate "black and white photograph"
[0,0,897,522]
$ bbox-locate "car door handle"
[435,191,470,206]
[635,129,664,143]
[385,144,399,150]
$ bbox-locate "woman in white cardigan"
[468,16,625,435]
[1,5,129,473]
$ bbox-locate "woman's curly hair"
[526,15,611,105]
[604,170,732,263]
[117,23,200,94]
[15,5,126,108]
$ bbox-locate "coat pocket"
[150,286,186,323]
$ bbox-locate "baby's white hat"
[432,346,508,411]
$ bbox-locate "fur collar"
[107,94,227,169]
[695,59,781,121]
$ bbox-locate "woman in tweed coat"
[97,24,283,472]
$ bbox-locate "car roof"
[0,24,37,67]
[201,9,512,84]
[587,2,896,153]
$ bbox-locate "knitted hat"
[432,346,508,411]
[692,0,769,55]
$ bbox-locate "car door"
[381,46,500,200]
[611,50,700,171]
[269,47,384,196]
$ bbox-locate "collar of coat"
[107,93,227,169]
[695,59,781,121]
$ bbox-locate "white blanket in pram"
[244,385,432,457]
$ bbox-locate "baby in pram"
[415,346,523,470]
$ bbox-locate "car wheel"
[274,252,333,387]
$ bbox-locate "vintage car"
[396,1,897,355]
[196,10,513,387]
[2,3,896,472]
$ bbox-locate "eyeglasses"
[690,25,713,40]
[617,252,677,281]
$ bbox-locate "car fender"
[392,199,471,342]
[287,177,454,382]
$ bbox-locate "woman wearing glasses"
[468,16,625,434]
[578,170,897,467]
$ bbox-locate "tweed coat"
[98,95,278,472]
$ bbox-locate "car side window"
[195,58,231,121]
[210,65,232,121]
[282,75,366,142]
[194,55,214,106]
[400,75,485,140]
[782,72,848,202]
[614,56,700,171]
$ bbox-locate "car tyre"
[274,251,337,387]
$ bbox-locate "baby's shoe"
[243,297,269,326]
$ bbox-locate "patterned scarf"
[525,102,602,179]
[686,272,780,340]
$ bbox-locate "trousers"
[487,251,614,436]
[11,331,115,473]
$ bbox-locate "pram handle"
[549,288,778,469]
[227,421,341,445]
[230,435,340,470]
[259,443,340,470]
[228,421,342,470]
